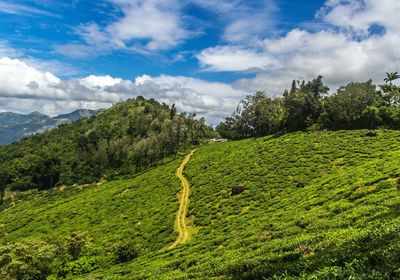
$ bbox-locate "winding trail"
[169,149,196,249]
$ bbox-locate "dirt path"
[169,149,196,249]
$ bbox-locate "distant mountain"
[0,109,99,145]
[54,109,99,122]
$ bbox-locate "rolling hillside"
[1,130,400,279]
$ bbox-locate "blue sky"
[0,0,399,124]
[0,0,323,80]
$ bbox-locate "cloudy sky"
[0,0,400,124]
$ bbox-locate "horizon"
[1,0,400,124]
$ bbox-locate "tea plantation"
[1,130,400,279]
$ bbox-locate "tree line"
[217,72,400,139]
[0,97,217,203]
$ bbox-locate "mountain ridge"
[0,109,99,145]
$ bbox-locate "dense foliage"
[0,97,216,200]
[1,130,399,279]
[217,73,400,139]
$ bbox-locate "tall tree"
[284,76,329,131]
[0,168,13,204]
[384,72,400,85]
[380,72,400,106]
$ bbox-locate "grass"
[1,130,400,279]
[0,158,181,254]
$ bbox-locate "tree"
[362,106,381,129]
[283,76,329,131]
[0,168,13,204]
[170,103,177,119]
[384,72,400,85]
[0,171,12,205]
[322,80,379,129]
[217,92,287,139]
[380,72,400,106]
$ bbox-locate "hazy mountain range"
[0,109,99,145]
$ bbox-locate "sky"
[0,0,400,124]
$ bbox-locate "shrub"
[61,256,100,276]
[112,239,139,263]
[65,231,91,260]
[0,239,57,280]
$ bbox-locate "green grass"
[1,130,400,279]
[0,158,181,254]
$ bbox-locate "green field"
[1,130,400,279]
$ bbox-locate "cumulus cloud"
[0,57,131,104]
[56,0,189,57]
[0,57,247,123]
[197,46,279,72]
[318,0,400,35]
[200,0,400,95]
[133,75,245,122]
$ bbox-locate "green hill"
[1,130,399,279]
[0,97,215,196]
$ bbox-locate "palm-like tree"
[384,72,400,85]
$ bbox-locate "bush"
[65,231,91,260]
[112,240,139,263]
[0,239,57,280]
[61,256,100,276]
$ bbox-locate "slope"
[0,158,182,278]
[94,130,400,279]
[0,97,215,194]
[1,130,400,279]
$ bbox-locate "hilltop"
[0,97,216,200]
[1,130,399,279]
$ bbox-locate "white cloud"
[199,0,400,96]
[197,46,278,72]
[0,41,22,57]
[106,0,188,50]
[133,75,246,123]
[318,0,400,35]
[0,57,248,123]
[191,0,278,43]
[56,0,189,57]
[223,0,278,43]
[0,1,60,17]
[0,57,129,103]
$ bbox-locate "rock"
[231,185,245,195]
[296,181,306,188]
[365,131,377,137]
